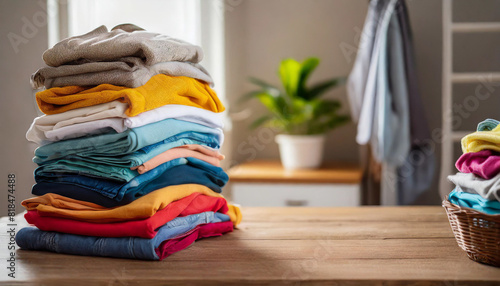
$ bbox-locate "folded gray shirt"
[448,172,500,202]
[31,58,213,89]
[42,25,203,67]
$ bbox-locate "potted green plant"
[244,57,349,169]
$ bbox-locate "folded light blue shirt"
[36,132,220,172]
[34,118,223,165]
[16,211,229,260]
[448,188,500,215]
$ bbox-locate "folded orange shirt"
[22,193,106,211]
[36,74,225,116]
[21,184,240,224]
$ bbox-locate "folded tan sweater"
[43,25,203,67]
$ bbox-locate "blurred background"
[1,0,500,214]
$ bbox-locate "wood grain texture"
[227,160,363,184]
[1,207,499,285]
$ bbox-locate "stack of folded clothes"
[446,118,500,215]
[15,24,242,260]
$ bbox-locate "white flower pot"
[275,134,325,170]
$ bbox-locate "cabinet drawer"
[231,183,360,207]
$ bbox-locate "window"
[67,0,201,46]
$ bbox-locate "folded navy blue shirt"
[33,157,228,207]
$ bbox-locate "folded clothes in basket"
[477,119,500,132]
[462,123,500,153]
[448,188,500,215]
[455,150,500,180]
[447,172,500,202]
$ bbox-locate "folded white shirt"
[27,102,225,145]
[45,118,127,142]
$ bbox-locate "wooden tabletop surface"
[1,206,499,285]
[228,160,363,184]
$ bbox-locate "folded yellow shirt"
[22,184,241,226]
[462,124,500,153]
[227,204,242,226]
[36,74,225,116]
[23,194,106,211]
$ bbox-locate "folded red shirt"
[156,221,233,260]
[25,193,228,238]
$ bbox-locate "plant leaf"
[311,99,341,119]
[323,114,350,132]
[240,90,266,102]
[246,77,282,99]
[250,115,273,129]
[307,77,346,100]
[256,93,279,113]
[305,99,349,134]
[279,58,301,98]
[297,57,319,99]
[248,77,279,92]
[254,92,289,119]
[309,112,350,134]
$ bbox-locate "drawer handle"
[285,199,308,207]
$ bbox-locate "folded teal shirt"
[34,153,186,182]
[34,118,223,165]
[448,188,500,215]
[37,132,219,172]
[477,118,500,132]
[33,132,220,182]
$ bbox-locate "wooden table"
[1,207,499,285]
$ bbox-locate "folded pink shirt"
[24,193,229,238]
[156,221,233,260]
[455,150,500,180]
[131,144,225,174]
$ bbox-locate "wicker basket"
[442,198,500,267]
